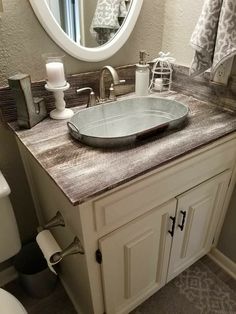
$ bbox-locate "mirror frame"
[29,0,143,62]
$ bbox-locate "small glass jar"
[43,53,66,88]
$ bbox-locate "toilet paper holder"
[38,211,65,232]
[37,212,85,267]
[50,237,85,264]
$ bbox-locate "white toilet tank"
[0,171,21,263]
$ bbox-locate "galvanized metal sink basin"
[67,96,189,148]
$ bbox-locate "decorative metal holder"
[150,52,175,93]
[45,82,74,120]
[8,73,47,129]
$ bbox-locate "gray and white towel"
[90,0,128,45]
[190,0,236,78]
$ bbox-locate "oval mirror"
[29,0,143,62]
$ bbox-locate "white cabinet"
[99,171,231,314]
[19,135,236,314]
[167,170,231,282]
[99,200,176,314]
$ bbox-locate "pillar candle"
[46,61,66,88]
[154,78,163,91]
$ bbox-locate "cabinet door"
[167,170,231,282]
[99,199,177,314]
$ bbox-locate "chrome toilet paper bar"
[37,211,65,232]
[50,237,85,264]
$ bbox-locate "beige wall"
[83,0,98,47]
[232,58,236,75]
[0,125,38,243]
[218,185,236,262]
[0,0,234,85]
[0,124,38,270]
[219,50,236,263]
[161,0,205,66]
[0,0,165,86]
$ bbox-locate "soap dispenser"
[135,50,150,96]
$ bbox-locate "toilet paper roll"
[36,230,62,275]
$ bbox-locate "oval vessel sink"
[68,97,189,148]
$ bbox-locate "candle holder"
[45,82,74,120]
[150,52,176,93]
[43,53,74,119]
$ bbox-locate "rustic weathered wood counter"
[9,92,236,205]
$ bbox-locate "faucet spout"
[99,66,121,102]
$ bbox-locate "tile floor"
[4,256,236,314]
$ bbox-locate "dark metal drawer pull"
[178,210,187,231]
[168,216,176,237]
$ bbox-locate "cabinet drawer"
[93,139,236,235]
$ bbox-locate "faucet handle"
[88,91,96,107]
[109,84,116,101]
[108,80,126,101]
[76,87,96,107]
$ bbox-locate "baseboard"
[208,248,236,280]
[60,276,84,314]
[0,266,18,287]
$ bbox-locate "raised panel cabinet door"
[167,170,231,282]
[98,199,177,314]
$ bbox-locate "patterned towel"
[190,0,236,78]
[90,0,127,45]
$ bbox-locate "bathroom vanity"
[11,93,236,314]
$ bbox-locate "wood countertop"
[9,92,236,205]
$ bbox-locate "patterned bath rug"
[131,258,236,314]
[173,260,236,314]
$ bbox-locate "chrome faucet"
[99,66,125,102]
